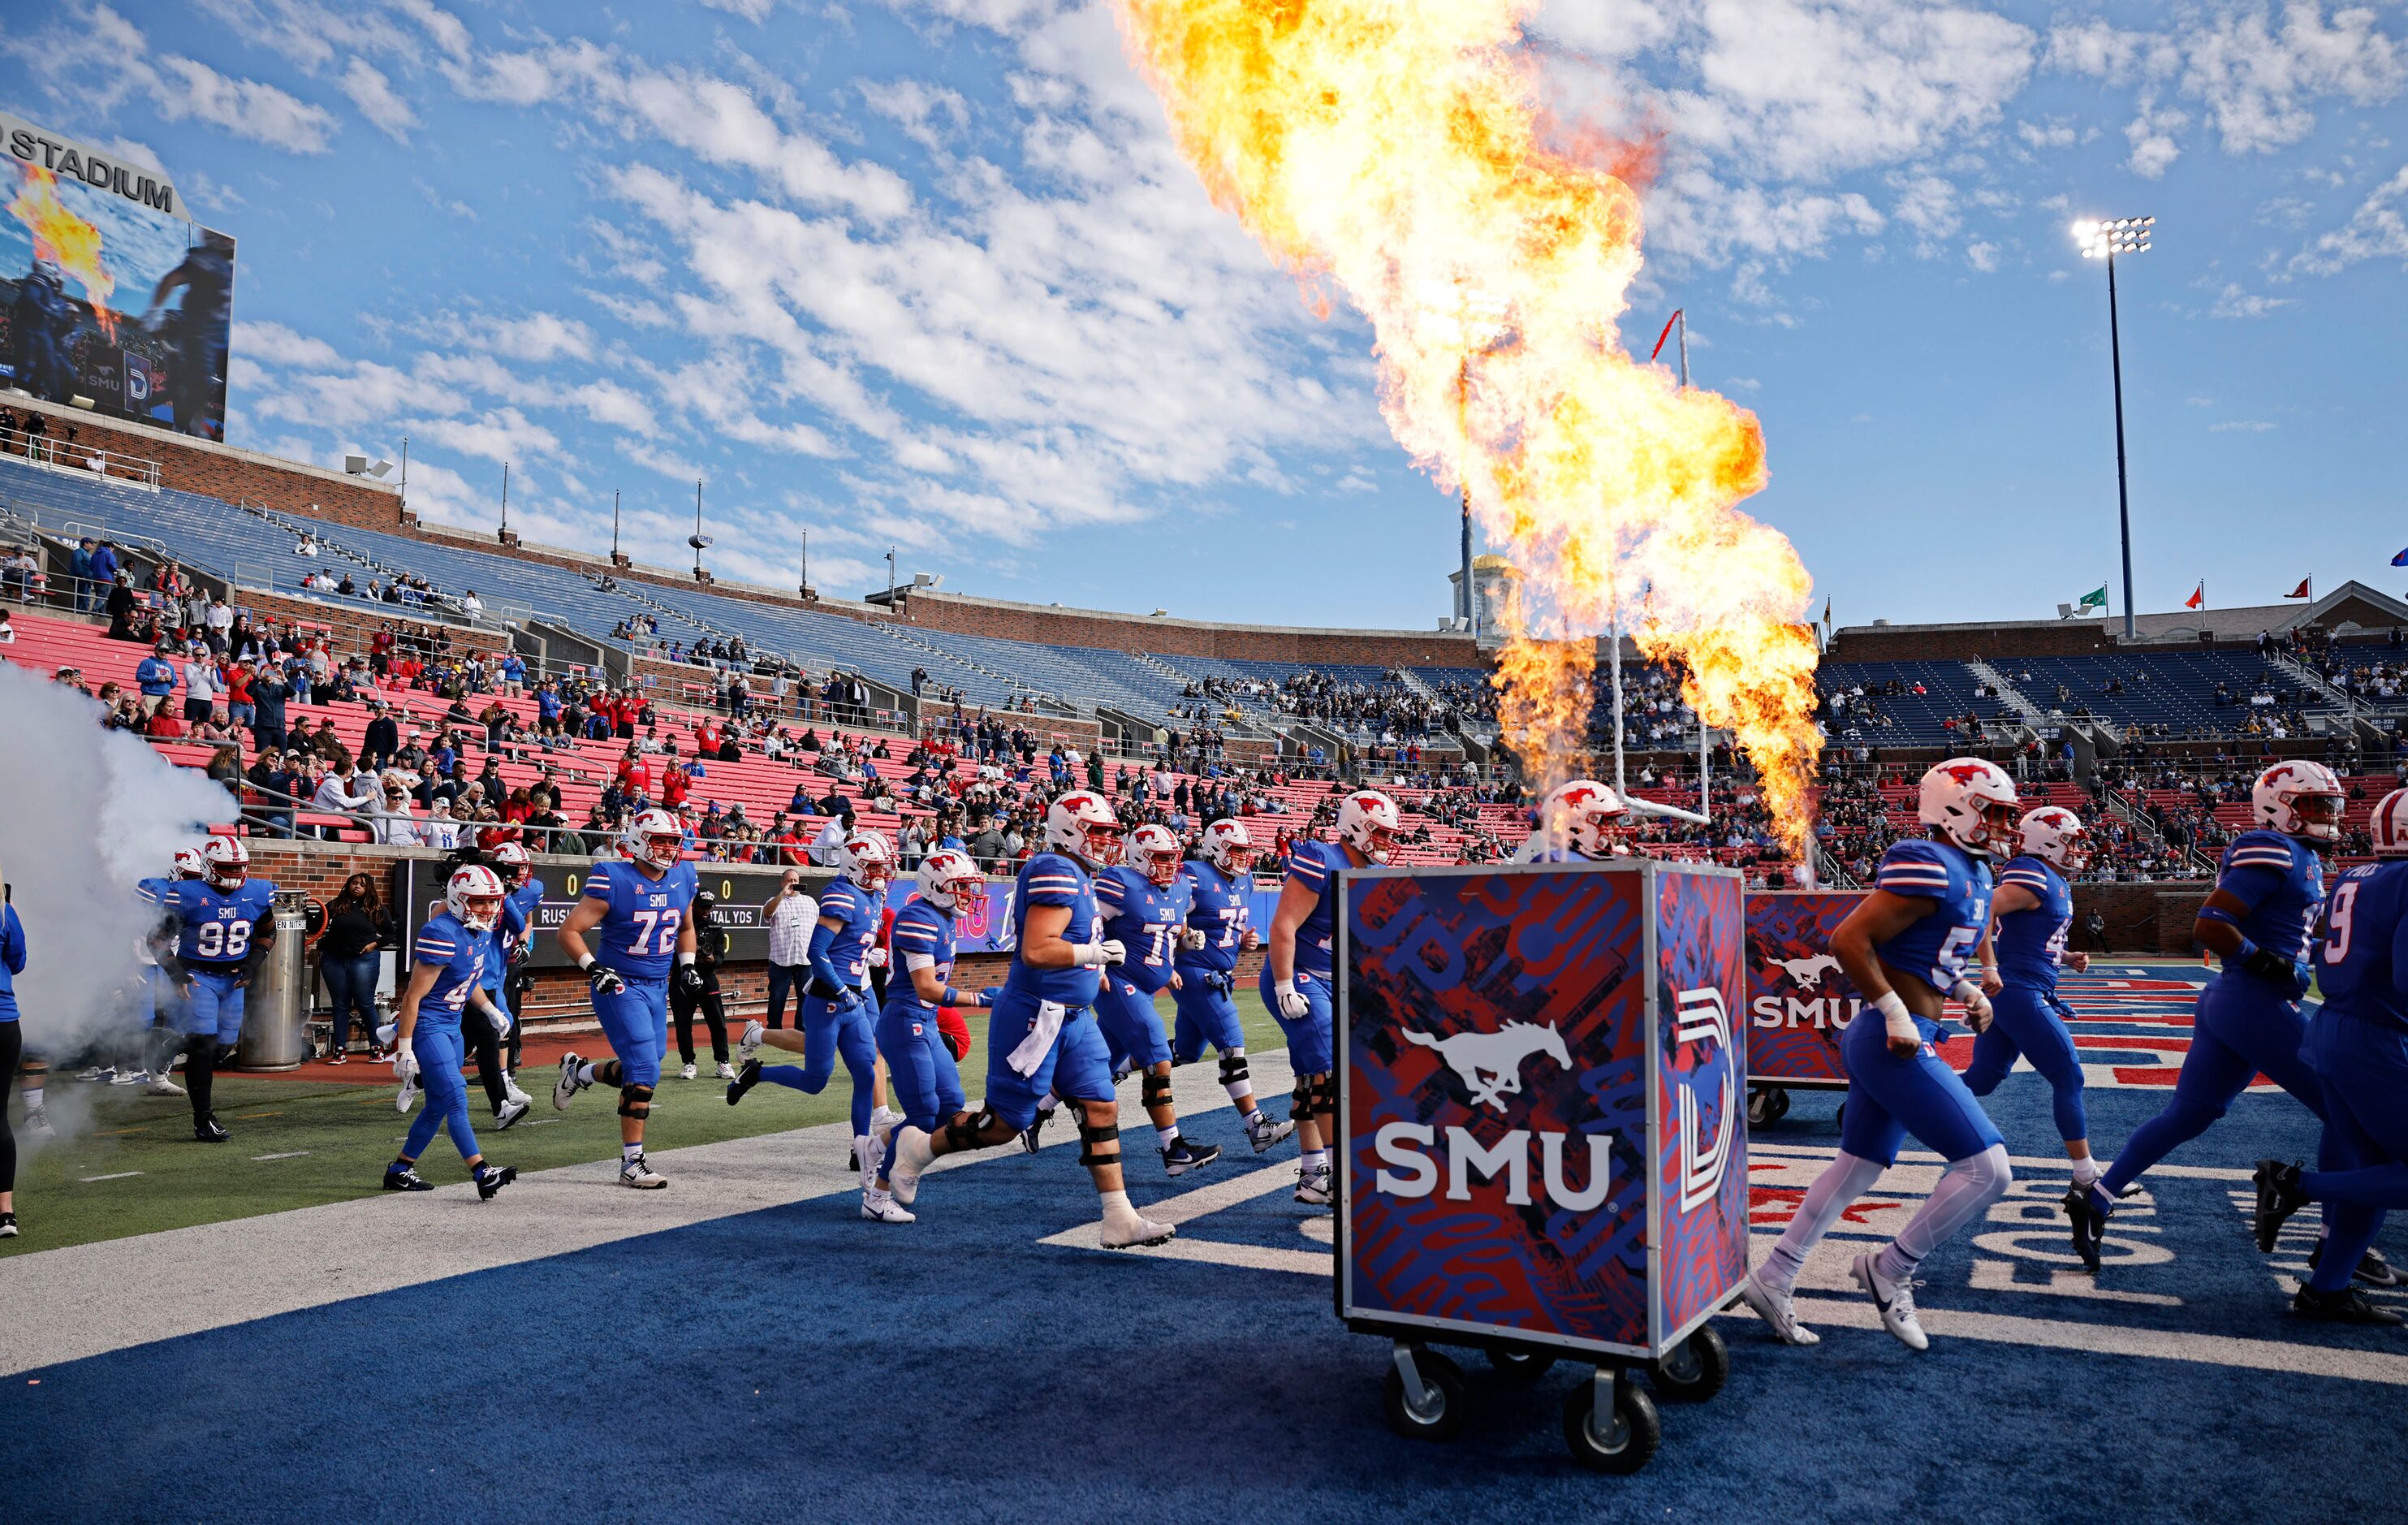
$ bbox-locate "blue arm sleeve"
[806,920,844,996]
[2,905,24,977]
[2215,863,2286,915]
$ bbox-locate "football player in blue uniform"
[1522,778,1630,862]
[383,866,518,1199]
[1745,758,2019,1351]
[1962,806,2104,1266]
[861,849,990,1224]
[728,828,892,1189]
[1267,788,1400,1207]
[124,846,205,1099]
[553,808,705,1189]
[488,840,546,1093]
[888,791,1174,1248]
[140,836,278,1143]
[1095,823,1223,1177]
[2084,761,2350,1258]
[460,842,535,1130]
[1171,819,1292,1154]
[2253,788,2408,1324]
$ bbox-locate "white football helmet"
[200,835,249,890]
[446,863,507,931]
[2371,790,2408,857]
[173,846,206,880]
[620,806,686,871]
[1199,818,1256,875]
[2252,759,2345,842]
[1044,790,1124,868]
[2017,806,2091,872]
[488,840,531,888]
[839,828,894,891]
[916,847,983,912]
[1541,778,1629,858]
[1128,823,1183,888]
[1916,758,2020,858]
[1336,789,1401,864]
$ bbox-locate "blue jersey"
[886,898,957,1012]
[581,858,698,981]
[818,876,887,989]
[0,902,24,1022]
[1280,839,1349,978]
[1006,851,1105,1008]
[143,878,278,970]
[1176,860,1252,974]
[411,911,493,1031]
[1871,838,1993,991]
[482,879,546,993]
[2216,830,2324,967]
[2313,859,2408,1032]
[1095,866,1191,996]
[1993,855,2072,992]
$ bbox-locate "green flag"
[2074,585,2107,611]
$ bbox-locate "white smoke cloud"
[0,664,231,1065]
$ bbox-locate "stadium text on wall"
[0,112,185,222]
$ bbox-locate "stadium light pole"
[610,489,620,562]
[887,546,898,607]
[692,479,706,578]
[498,461,509,538]
[2074,216,2152,639]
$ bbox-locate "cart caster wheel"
[1647,1324,1728,1403]
[1485,1346,1558,1384]
[1746,1086,1791,1125]
[1383,1349,1468,1442]
[1562,1373,1659,1474]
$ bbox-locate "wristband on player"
[1948,979,1985,1005]
[942,986,964,1007]
[677,951,696,966]
[576,953,596,973]
[1072,942,1107,968]
[1873,990,1917,1045]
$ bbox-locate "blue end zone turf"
[2,966,2404,1519]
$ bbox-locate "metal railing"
[0,419,162,488]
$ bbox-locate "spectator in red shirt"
[661,763,691,810]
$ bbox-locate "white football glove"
[1275,978,1311,1022]
[1949,979,1995,1034]
[392,1047,417,1085]
[1098,938,1126,967]
[1179,927,1208,951]
[866,947,887,969]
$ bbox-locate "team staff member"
[674,891,734,1081]
[0,871,24,1237]
[762,870,818,1030]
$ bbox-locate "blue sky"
[2,0,2402,632]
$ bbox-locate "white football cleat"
[861,1189,916,1224]
[24,1105,53,1140]
[146,1074,187,1098]
[1293,1163,1333,1206]
[502,1074,533,1109]
[1245,1111,1295,1153]
[375,1023,397,1049]
[714,1061,737,1081]
[680,1062,698,1082]
[553,1052,588,1111]
[1738,1273,1820,1346]
[888,1125,934,1207]
[619,1153,667,1189]
[734,1020,765,1065]
[1853,1253,1929,1352]
[494,1098,530,1130]
[1100,1202,1176,1250]
[395,1071,421,1116]
[855,1134,878,1194]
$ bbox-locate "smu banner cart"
[1335,859,1747,1473]
[1742,891,1869,1090]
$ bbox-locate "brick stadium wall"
[2069,882,2212,955]
[892,592,1487,670]
[6,395,403,529]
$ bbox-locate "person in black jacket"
[360,702,400,771]
[674,891,732,1080]
[318,873,395,1061]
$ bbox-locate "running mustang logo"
[1768,953,1841,989]
[1401,1021,1571,1109]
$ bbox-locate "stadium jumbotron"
[2,2,2405,1519]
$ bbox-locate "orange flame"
[1111,0,1822,853]
[8,166,118,342]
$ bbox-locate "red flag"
[2185,583,2204,610]
[1649,309,1682,362]
[2285,577,2312,599]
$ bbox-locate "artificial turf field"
[2,965,2404,1523]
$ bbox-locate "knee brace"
[1292,1076,1313,1122]
[944,1104,996,1152]
[1077,1114,1121,1168]
[1141,1072,1173,1112]
[618,1082,654,1120]
[19,1057,46,1081]
[1218,1053,1250,1088]
[1313,1074,1338,1114]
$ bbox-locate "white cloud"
[697,0,778,19]
[477,312,595,364]
[339,57,416,142]
[2211,419,2278,432]
[861,77,972,153]
[2208,280,2296,318]
[1966,240,2000,271]
[24,3,343,153]
[235,320,343,369]
[2290,163,2408,273]
[2125,101,2190,178]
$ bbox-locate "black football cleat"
[382,1164,433,1192]
[1021,1106,1053,1155]
[1161,1137,1223,1177]
[725,1058,761,1107]
[2293,1284,2404,1325]
[194,1115,230,1143]
[2307,1241,2400,1288]
[2252,1160,2311,1252]
[473,1163,517,1201]
[2063,1182,2108,1272]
